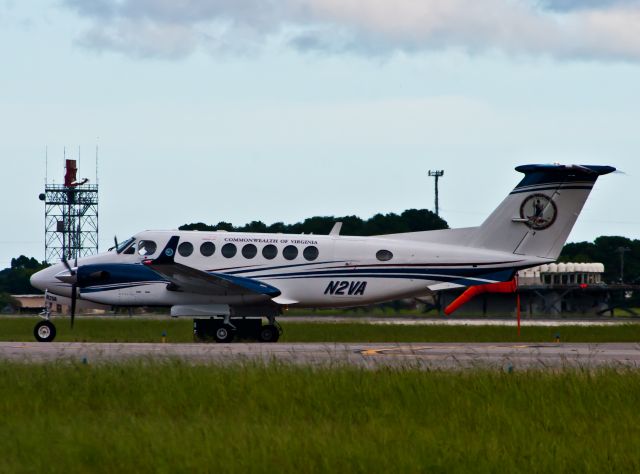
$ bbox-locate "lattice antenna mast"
[39,149,99,264]
[428,170,445,217]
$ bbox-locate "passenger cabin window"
[242,244,257,259]
[178,242,194,257]
[376,250,393,262]
[138,241,157,256]
[200,242,215,257]
[221,243,237,258]
[303,246,319,261]
[283,245,298,261]
[262,245,277,260]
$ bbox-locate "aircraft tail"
[469,164,615,259]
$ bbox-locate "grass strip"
[0,362,639,473]
[1,317,640,343]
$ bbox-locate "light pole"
[428,170,444,217]
[616,246,631,284]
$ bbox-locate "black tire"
[34,320,56,343]
[259,324,280,343]
[214,324,235,343]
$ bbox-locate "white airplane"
[31,164,615,343]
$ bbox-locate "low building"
[10,294,46,314]
[518,263,605,287]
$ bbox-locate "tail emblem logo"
[520,194,557,230]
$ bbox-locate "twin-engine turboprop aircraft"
[31,164,615,342]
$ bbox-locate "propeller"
[61,255,78,328]
[109,236,120,252]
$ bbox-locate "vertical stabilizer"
[470,164,615,259]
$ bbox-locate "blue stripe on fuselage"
[250,266,517,280]
[77,262,517,296]
[78,263,281,297]
[78,264,165,288]
[223,260,344,275]
[263,269,517,287]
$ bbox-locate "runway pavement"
[1,342,640,369]
[283,317,640,327]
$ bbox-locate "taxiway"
[1,342,639,369]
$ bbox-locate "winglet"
[145,236,180,265]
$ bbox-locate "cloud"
[63,0,640,61]
[542,0,640,12]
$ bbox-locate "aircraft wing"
[143,236,281,297]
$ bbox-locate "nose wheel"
[34,320,57,343]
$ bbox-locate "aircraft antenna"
[95,142,99,185]
[428,170,445,217]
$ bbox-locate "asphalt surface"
[283,317,640,327]
[1,342,640,369]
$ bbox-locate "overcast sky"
[1,0,639,268]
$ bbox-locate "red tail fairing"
[444,279,518,316]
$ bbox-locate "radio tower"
[428,170,444,217]
[39,150,99,263]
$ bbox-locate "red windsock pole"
[516,293,521,337]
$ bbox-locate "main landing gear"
[34,305,57,342]
[194,317,282,343]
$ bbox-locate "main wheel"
[214,324,235,343]
[259,324,280,343]
[34,320,56,342]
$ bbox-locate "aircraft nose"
[30,268,49,292]
[30,264,73,298]
[30,265,65,292]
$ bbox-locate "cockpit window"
[124,243,136,255]
[138,240,157,256]
[115,237,135,254]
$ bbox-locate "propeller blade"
[62,255,74,274]
[59,255,78,284]
[70,283,77,328]
[114,236,119,250]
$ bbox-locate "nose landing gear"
[34,292,57,342]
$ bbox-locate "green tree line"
[179,208,449,236]
[0,256,49,309]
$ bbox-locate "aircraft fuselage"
[31,230,545,309]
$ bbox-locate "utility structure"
[428,170,444,216]
[39,154,99,264]
[616,246,632,283]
